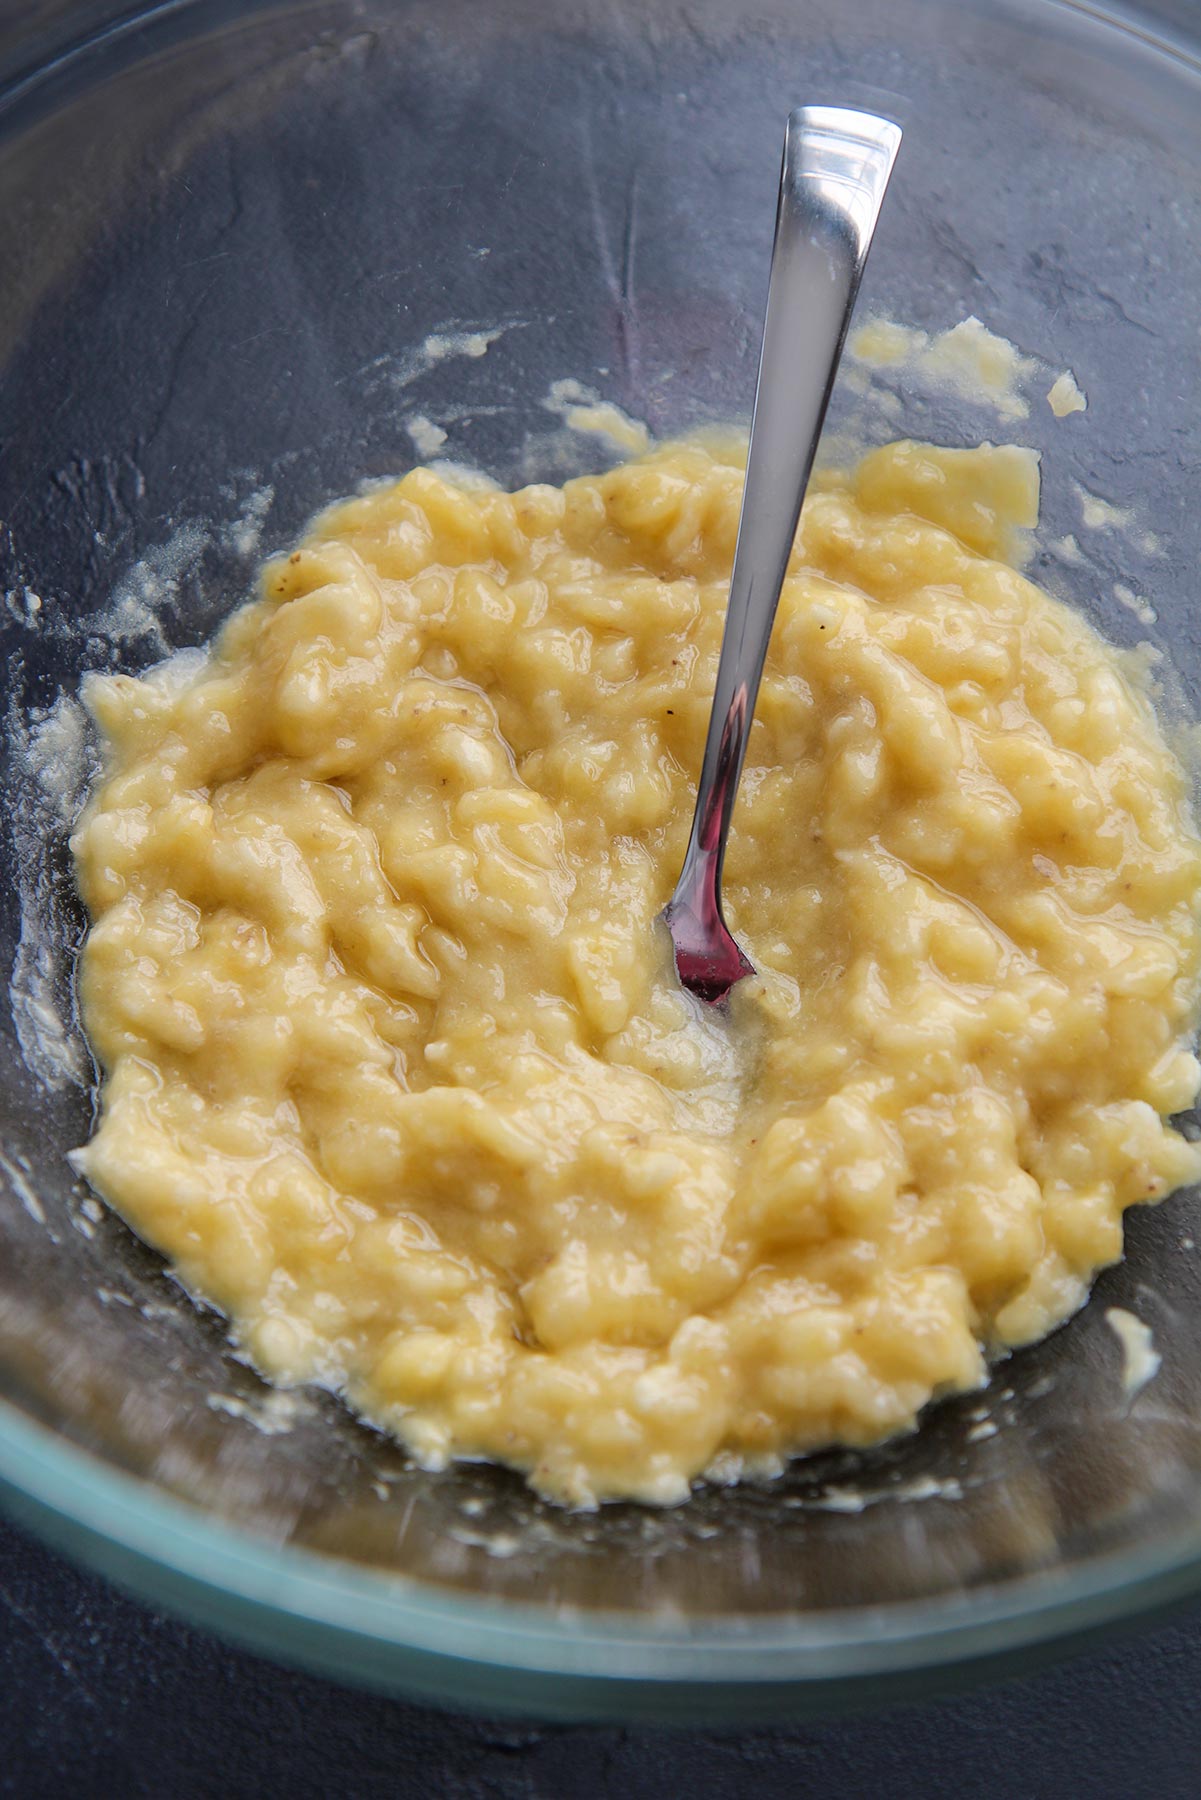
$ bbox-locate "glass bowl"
[3,0,1201,1724]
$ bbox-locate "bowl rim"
[4,1393,1201,1710]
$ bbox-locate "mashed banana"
[72,439,1201,1506]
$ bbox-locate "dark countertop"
[2,1517,1200,1797]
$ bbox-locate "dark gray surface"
[2,1513,1200,1797]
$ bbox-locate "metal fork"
[663,105,901,1004]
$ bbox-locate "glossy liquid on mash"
[72,439,1201,1506]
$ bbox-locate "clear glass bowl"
[3,0,1201,1723]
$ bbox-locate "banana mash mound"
[72,439,1201,1507]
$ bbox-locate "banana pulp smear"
[72,437,1201,1506]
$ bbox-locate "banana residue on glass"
[1104,1306,1162,1396]
[1047,371,1087,419]
[70,435,1201,1507]
[848,314,1089,429]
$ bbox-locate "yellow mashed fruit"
[72,438,1201,1507]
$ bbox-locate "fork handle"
[668,107,902,925]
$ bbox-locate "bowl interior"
[3,0,1201,1647]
